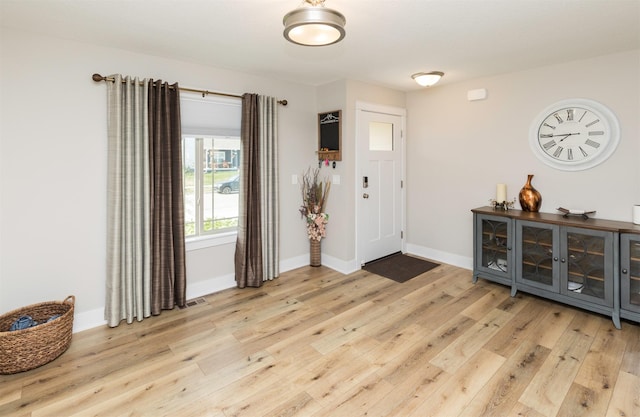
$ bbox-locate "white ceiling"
[1,0,639,91]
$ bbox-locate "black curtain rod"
[91,73,287,106]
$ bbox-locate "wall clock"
[529,98,620,171]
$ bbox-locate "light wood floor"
[1,263,639,416]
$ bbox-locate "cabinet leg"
[612,313,621,330]
[510,286,517,297]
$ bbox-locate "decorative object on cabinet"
[471,206,640,329]
[489,198,516,211]
[318,110,341,163]
[556,207,596,220]
[529,98,620,171]
[518,174,542,212]
[496,183,507,203]
[489,197,516,210]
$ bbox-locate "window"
[180,94,241,240]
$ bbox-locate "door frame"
[355,101,407,267]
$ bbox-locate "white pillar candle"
[496,184,507,203]
[633,205,640,225]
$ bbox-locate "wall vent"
[179,297,207,309]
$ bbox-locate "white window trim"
[186,231,237,251]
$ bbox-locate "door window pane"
[369,121,393,151]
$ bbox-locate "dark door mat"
[363,253,440,283]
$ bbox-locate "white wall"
[406,50,640,268]
[0,27,318,330]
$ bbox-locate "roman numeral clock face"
[529,99,620,171]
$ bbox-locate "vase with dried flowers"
[299,168,331,266]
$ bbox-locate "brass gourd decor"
[519,174,542,212]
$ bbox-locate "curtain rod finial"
[92,73,105,82]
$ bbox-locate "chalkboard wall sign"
[318,110,342,161]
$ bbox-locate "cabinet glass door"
[476,215,511,281]
[622,234,640,312]
[563,228,613,306]
[516,221,559,292]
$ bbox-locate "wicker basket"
[0,295,75,374]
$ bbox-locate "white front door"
[356,104,405,265]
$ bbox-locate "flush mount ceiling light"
[411,71,444,87]
[283,0,346,46]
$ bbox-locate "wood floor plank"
[429,307,514,373]
[460,286,511,321]
[605,370,640,417]
[262,391,323,417]
[309,371,395,417]
[195,359,289,415]
[571,325,627,408]
[518,311,602,416]
[65,363,205,417]
[508,402,548,417]
[31,352,202,417]
[459,341,551,417]
[483,297,552,358]
[522,301,577,349]
[376,314,476,385]
[290,344,380,406]
[409,348,506,417]
[619,321,640,378]
[557,383,607,417]
[365,363,449,417]
[0,384,21,407]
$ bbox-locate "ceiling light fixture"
[411,71,444,87]
[283,0,346,46]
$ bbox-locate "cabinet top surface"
[472,206,640,234]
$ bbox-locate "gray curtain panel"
[105,75,152,326]
[148,80,187,313]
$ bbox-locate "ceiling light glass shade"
[283,4,346,46]
[411,71,444,87]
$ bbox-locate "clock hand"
[553,132,581,142]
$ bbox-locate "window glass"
[183,136,240,237]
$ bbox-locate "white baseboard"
[405,243,473,270]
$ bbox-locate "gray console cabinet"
[471,207,640,329]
